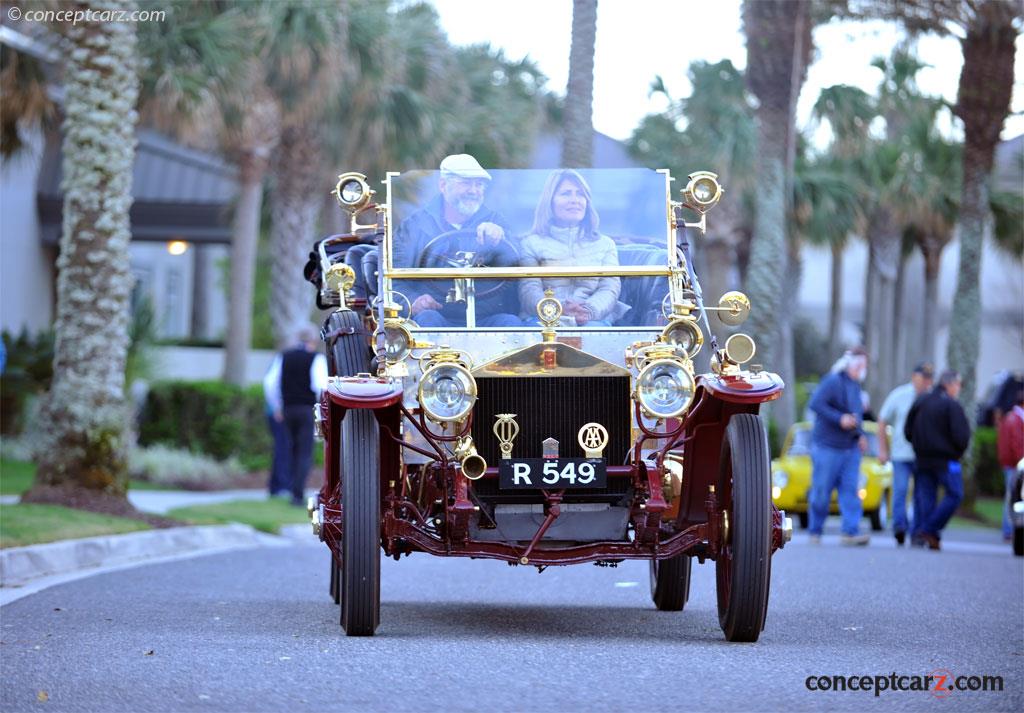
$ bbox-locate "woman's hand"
[564,300,594,325]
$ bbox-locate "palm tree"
[265,1,347,347]
[630,60,757,311]
[25,1,140,507]
[138,2,275,384]
[742,0,814,433]
[809,84,875,354]
[842,0,1021,419]
[562,0,598,167]
[946,1,1019,415]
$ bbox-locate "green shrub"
[138,380,273,471]
[1,329,54,435]
[129,445,245,490]
[972,426,1003,497]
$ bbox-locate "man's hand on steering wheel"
[476,221,505,247]
[410,294,443,316]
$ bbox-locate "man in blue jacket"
[391,154,522,328]
[808,346,871,545]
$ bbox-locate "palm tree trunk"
[223,156,267,384]
[921,241,942,363]
[893,251,908,380]
[828,241,843,355]
[742,0,811,372]
[28,0,139,503]
[270,127,322,347]
[868,212,900,411]
[562,0,597,167]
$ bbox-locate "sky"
[430,0,1024,146]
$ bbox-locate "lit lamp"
[167,240,189,256]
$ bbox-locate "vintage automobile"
[771,421,893,531]
[303,167,792,639]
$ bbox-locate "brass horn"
[455,436,487,481]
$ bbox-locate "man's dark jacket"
[904,386,971,470]
[392,194,518,320]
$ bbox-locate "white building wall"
[0,127,54,335]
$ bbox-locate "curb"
[0,523,284,589]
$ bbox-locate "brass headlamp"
[661,317,703,360]
[682,171,723,213]
[332,172,373,211]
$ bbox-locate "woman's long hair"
[530,169,601,241]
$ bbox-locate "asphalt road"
[1,531,1021,713]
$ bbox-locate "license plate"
[498,458,607,490]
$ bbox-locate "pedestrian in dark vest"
[904,369,971,550]
[262,325,328,506]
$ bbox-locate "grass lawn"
[949,496,1004,531]
[167,498,309,534]
[0,458,170,495]
[0,503,151,549]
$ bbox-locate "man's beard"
[453,197,482,218]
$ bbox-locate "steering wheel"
[414,228,519,301]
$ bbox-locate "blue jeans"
[914,461,963,538]
[1003,466,1017,538]
[809,443,863,536]
[282,404,315,502]
[891,460,913,535]
[267,413,290,496]
[416,310,524,328]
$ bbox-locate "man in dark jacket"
[807,346,871,545]
[904,369,971,550]
[391,154,522,328]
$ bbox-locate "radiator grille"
[470,375,632,465]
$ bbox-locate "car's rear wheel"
[1013,527,1023,557]
[869,490,889,532]
[329,556,341,605]
[797,511,809,529]
[650,554,691,611]
[715,413,772,643]
[339,407,380,636]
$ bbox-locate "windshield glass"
[384,168,673,329]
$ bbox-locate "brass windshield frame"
[381,168,677,286]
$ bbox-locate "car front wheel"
[339,407,381,636]
[715,413,772,643]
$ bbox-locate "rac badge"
[577,422,609,459]
[493,414,520,460]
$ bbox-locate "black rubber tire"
[330,556,340,605]
[1014,527,1023,557]
[797,511,809,529]
[650,554,692,611]
[715,413,772,643]
[339,407,381,636]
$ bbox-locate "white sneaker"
[840,533,870,546]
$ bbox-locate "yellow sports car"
[771,421,893,531]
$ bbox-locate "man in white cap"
[391,154,522,328]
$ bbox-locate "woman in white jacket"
[519,170,629,326]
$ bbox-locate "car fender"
[700,371,784,404]
[326,375,404,409]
